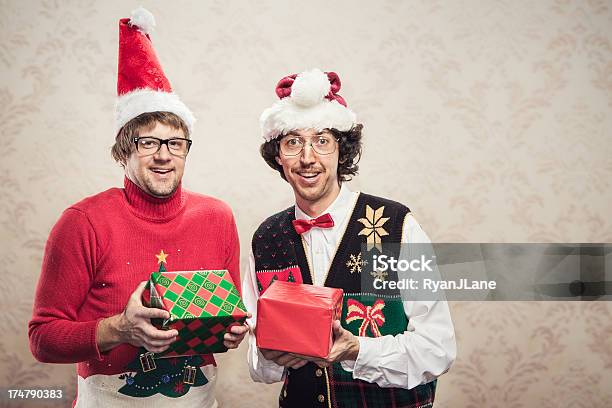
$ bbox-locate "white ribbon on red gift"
[346,299,385,337]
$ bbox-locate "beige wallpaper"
[1,0,611,406]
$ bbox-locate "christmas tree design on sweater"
[118,250,209,398]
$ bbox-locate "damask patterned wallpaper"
[1,0,611,407]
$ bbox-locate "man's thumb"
[332,320,343,337]
[130,281,148,302]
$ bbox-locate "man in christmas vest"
[28,8,248,407]
[243,69,456,408]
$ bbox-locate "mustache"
[293,166,324,172]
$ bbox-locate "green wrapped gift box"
[144,269,248,357]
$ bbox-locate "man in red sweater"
[28,7,247,407]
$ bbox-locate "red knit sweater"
[28,178,240,379]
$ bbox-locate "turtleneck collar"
[123,176,186,222]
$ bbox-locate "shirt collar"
[295,183,353,223]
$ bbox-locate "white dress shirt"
[242,184,456,389]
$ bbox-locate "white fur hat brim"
[260,98,356,141]
[115,88,196,134]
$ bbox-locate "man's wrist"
[346,336,360,361]
[96,314,123,352]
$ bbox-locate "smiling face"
[275,128,341,215]
[124,121,187,198]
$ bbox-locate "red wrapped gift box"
[256,281,343,358]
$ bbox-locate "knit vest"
[252,193,436,408]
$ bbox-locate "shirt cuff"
[340,359,356,372]
[92,318,105,361]
[256,348,285,382]
[350,336,380,382]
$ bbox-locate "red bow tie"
[292,213,335,235]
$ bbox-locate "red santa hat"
[115,7,195,134]
[260,68,357,141]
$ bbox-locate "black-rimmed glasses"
[133,137,192,157]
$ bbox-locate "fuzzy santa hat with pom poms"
[115,7,195,134]
[260,68,357,141]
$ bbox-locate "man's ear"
[275,155,283,166]
[118,156,128,169]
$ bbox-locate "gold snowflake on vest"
[357,205,389,252]
[370,268,388,282]
[346,252,368,273]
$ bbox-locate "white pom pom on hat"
[290,69,331,107]
[129,6,156,35]
[260,68,357,141]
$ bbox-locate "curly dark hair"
[260,124,363,182]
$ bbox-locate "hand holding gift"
[256,281,352,367]
[97,281,179,353]
[288,320,360,367]
[259,348,309,369]
[223,319,251,349]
